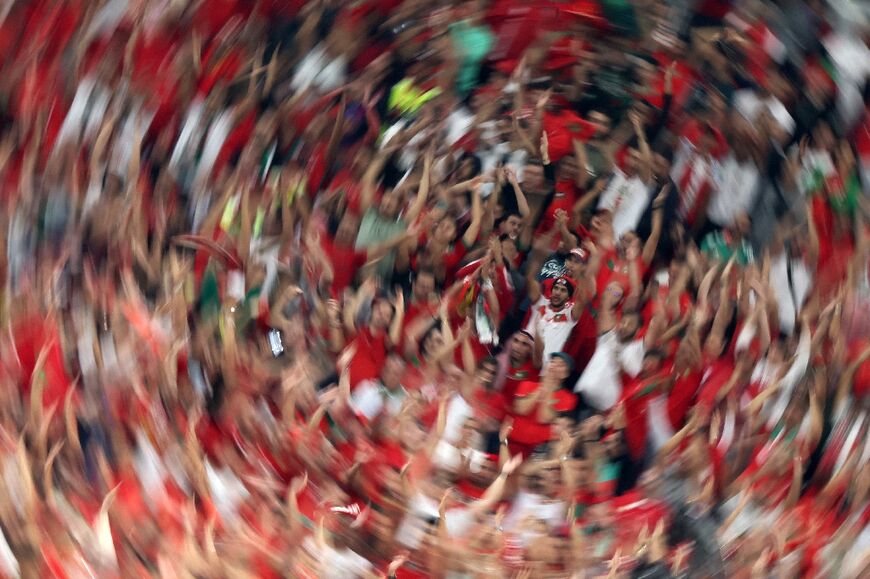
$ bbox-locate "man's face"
[379,189,402,219]
[371,299,394,329]
[422,328,444,357]
[591,211,613,239]
[477,361,497,386]
[381,356,405,390]
[564,256,584,278]
[587,111,611,140]
[550,283,570,308]
[510,333,533,360]
[413,273,435,301]
[500,215,522,238]
[434,218,457,244]
[547,357,569,381]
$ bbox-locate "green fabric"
[829,174,859,215]
[597,461,620,483]
[355,208,406,281]
[449,21,494,97]
[806,167,826,194]
[198,268,221,321]
[701,230,754,265]
[601,0,639,36]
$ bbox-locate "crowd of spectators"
[0,0,869,577]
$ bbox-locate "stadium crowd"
[0,0,869,577]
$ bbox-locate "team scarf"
[456,276,499,346]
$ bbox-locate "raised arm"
[572,138,591,189]
[462,185,484,247]
[389,288,405,347]
[505,167,530,219]
[468,455,522,516]
[359,147,395,214]
[405,149,432,224]
[642,185,668,266]
[630,111,653,184]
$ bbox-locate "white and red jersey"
[670,121,728,227]
[525,296,579,364]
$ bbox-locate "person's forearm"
[512,181,530,217]
[463,192,484,246]
[473,471,509,514]
[389,315,404,349]
[642,206,664,266]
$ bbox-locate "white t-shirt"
[708,154,760,227]
[503,491,566,532]
[350,380,406,421]
[442,393,475,444]
[597,169,650,238]
[290,45,347,95]
[205,461,249,525]
[395,493,478,549]
[574,330,644,410]
[525,297,579,364]
[303,537,373,579]
[733,90,794,135]
[770,252,812,336]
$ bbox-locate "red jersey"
[347,327,388,389]
[509,381,576,447]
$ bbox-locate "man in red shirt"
[612,348,670,495]
[508,352,577,457]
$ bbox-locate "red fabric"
[502,359,539,401]
[322,236,367,294]
[668,370,701,429]
[307,142,329,198]
[621,375,663,459]
[536,181,580,235]
[12,317,75,411]
[476,386,508,425]
[348,327,388,388]
[696,358,734,413]
[542,110,598,163]
[214,110,257,176]
[562,307,597,371]
[509,381,576,447]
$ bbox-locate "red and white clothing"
[670,123,727,227]
[597,169,650,238]
[525,297,579,364]
[672,142,714,227]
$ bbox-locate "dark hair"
[494,211,523,230]
[456,152,482,180]
[644,348,666,361]
[653,144,675,165]
[420,321,443,355]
